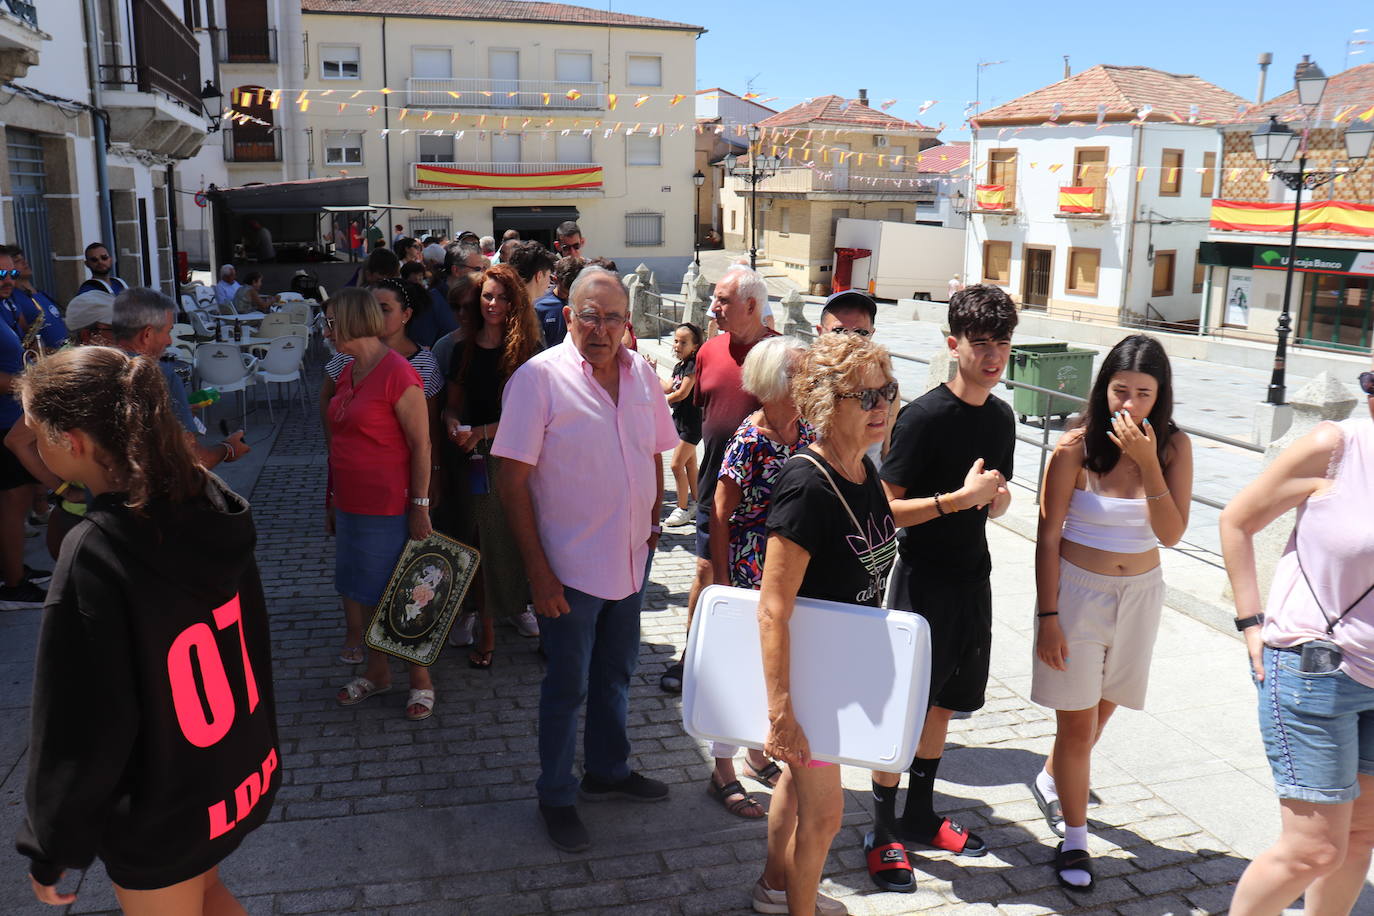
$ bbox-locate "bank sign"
[1252,246,1374,276]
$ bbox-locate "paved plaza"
[0,312,1370,914]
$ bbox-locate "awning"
[491,206,581,232]
[212,176,369,214]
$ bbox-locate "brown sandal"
[744,757,783,789]
[707,778,765,819]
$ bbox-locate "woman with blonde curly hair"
[442,263,542,667]
[750,332,900,916]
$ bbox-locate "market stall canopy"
[210,176,370,214]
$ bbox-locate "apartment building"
[695,88,777,249]
[721,92,940,292]
[967,65,1244,327]
[1203,63,1374,354]
[299,0,702,279]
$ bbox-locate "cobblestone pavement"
[0,365,1369,915]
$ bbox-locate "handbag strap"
[1294,509,1374,634]
[795,452,864,539]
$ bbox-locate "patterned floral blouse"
[719,415,818,589]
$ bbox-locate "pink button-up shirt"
[493,340,679,601]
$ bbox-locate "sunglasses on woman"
[1360,371,1374,396]
[837,381,899,411]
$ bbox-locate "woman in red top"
[325,288,436,720]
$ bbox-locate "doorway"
[1022,246,1052,309]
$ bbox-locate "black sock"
[871,780,899,842]
[901,756,943,837]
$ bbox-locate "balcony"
[410,161,604,198]
[214,27,277,64]
[405,78,605,111]
[224,129,282,163]
[98,0,205,159]
[1055,185,1108,220]
[724,166,932,198]
[0,0,47,83]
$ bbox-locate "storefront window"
[1303,273,1373,352]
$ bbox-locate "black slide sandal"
[1054,842,1095,892]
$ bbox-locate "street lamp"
[692,169,706,268]
[1249,56,1369,405]
[724,126,783,270]
[200,80,224,133]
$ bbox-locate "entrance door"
[224,0,271,62]
[830,143,850,191]
[489,49,519,107]
[1022,247,1052,308]
[6,130,55,295]
[1304,273,1373,351]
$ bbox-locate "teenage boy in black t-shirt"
[862,285,1017,885]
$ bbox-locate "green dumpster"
[1007,342,1094,423]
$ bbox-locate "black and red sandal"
[900,817,989,857]
[864,831,916,893]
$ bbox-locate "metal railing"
[2,0,37,29]
[214,27,278,64]
[639,290,684,333]
[224,129,282,162]
[1056,184,1108,217]
[405,77,604,110]
[725,166,931,196]
[100,0,201,110]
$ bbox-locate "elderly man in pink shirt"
[494,266,679,853]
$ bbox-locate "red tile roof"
[978,65,1247,124]
[1253,62,1374,123]
[301,0,702,31]
[757,95,933,131]
[914,143,969,173]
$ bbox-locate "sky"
[622,0,1371,138]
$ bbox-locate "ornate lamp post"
[692,169,706,268]
[1250,56,1372,405]
[724,124,783,270]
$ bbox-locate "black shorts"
[887,555,992,713]
[673,414,702,446]
[0,432,35,491]
[694,502,711,560]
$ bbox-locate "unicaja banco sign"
[1253,246,1374,276]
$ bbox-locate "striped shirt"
[325,346,443,399]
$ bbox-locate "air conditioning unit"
[874,135,890,148]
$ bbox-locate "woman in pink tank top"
[1222,364,1374,915]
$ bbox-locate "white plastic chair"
[253,335,307,422]
[192,285,218,307]
[256,313,295,337]
[194,343,259,432]
[276,291,305,301]
[281,301,312,328]
[187,308,220,342]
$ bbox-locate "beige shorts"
[1031,558,1164,712]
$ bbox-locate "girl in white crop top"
[1028,335,1194,892]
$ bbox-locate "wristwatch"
[1234,613,1265,632]
[410,497,431,508]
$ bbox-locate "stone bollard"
[1234,372,1362,604]
[781,289,809,339]
[687,271,711,331]
[623,270,643,330]
[923,323,957,393]
[680,262,698,298]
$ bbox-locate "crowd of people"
[2,220,1373,916]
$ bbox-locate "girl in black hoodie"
[15,347,278,912]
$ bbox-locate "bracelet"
[1146,489,1170,500]
[410,497,431,507]
[649,525,662,534]
[1234,613,1265,632]
[1037,612,1059,618]
[222,442,235,463]
[431,464,441,471]
[934,492,947,517]
[54,481,70,497]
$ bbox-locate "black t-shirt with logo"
[766,449,898,607]
[880,383,1015,582]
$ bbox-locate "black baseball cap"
[823,289,877,321]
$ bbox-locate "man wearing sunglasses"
[554,221,587,258]
[3,247,68,351]
[77,243,127,296]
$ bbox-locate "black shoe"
[539,803,590,853]
[659,660,683,694]
[580,771,669,803]
[0,580,46,604]
[24,564,51,583]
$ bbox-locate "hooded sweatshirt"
[16,475,278,890]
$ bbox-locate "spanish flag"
[1210,199,1374,238]
[1058,187,1097,213]
[976,184,1008,210]
[413,164,604,191]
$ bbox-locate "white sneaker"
[449,612,477,647]
[664,505,693,527]
[751,880,847,916]
[515,607,540,638]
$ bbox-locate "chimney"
[1257,52,1273,103]
[858,88,868,106]
[1063,55,1071,79]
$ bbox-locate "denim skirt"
[335,510,409,606]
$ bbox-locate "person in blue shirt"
[77,243,127,295]
[534,256,584,349]
[214,263,242,308]
[7,246,69,350]
[0,254,43,602]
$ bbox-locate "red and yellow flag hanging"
[1058,187,1097,213]
[975,185,1008,210]
[1210,199,1374,237]
[413,163,604,191]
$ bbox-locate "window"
[417,134,452,163]
[324,132,362,165]
[1193,252,1206,294]
[987,149,1017,204]
[779,207,790,236]
[983,240,1012,284]
[627,134,661,166]
[1066,247,1100,295]
[555,133,592,164]
[491,133,520,163]
[1152,250,1176,296]
[627,54,662,87]
[555,51,593,83]
[888,145,905,172]
[626,211,664,246]
[730,209,737,231]
[1200,151,1217,198]
[887,208,904,222]
[411,47,451,79]
[321,45,360,80]
[1159,149,1183,195]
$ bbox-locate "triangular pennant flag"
[566,89,582,101]
[1136,167,1146,181]
[919,100,937,113]
[634,95,650,108]
[670,93,685,105]
[1048,163,1063,173]
[607,93,618,110]
[541,92,550,105]
[366,105,378,115]
[447,91,461,100]
[880,98,896,111]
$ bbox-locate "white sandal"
[405,688,436,721]
[337,676,391,706]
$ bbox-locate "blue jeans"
[536,582,647,806]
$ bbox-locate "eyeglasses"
[559,242,583,253]
[827,326,872,338]
[575,311,627,331]
[324,315,336,329]
[0,269,17,279]
[1361,371,1374,396]
[837,381,899,411]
